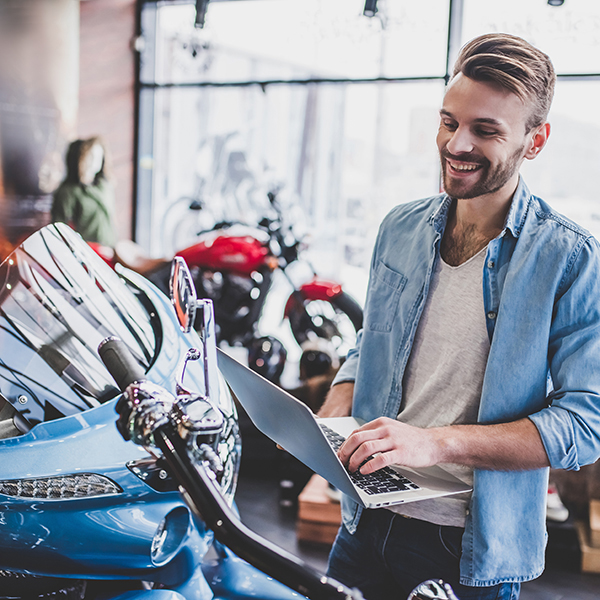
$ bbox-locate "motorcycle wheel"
[288,292,363,357]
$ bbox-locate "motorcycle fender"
[202,554,302,600]
[284,278,342,317]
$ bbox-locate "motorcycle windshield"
[0,223,156,427]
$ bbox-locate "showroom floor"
[235,465,600,600]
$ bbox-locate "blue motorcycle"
[0,224,456,600]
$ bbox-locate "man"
[320,33,600,600]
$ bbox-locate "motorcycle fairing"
[0,224,156,426]
[201,545,304,600]
[0,398,214,580]
[0,224,240,595]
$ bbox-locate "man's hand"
[338,418,440,474]
[338,416,550,475]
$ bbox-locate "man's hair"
[452,33,556,131]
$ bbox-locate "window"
[137,0,600,302]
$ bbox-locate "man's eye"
[442,121,457,131]
[476,129,497,137]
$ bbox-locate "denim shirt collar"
[503,177,532,238]
[427,176,532,239]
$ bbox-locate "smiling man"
[319,34,600,600]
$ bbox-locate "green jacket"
[51,178,116,247]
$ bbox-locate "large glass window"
[142,82,442,276]
[521,80,600,240]
[137,0,600,302]
[148,0,450,85]
[462,0,600,74]
[461,0,600,238]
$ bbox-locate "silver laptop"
[217,349,471,509]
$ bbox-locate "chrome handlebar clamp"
[171,393,224,441]
[120,382,226,478]
[171,393,225,478]
[119,381,177,446]
[117,293,226,475]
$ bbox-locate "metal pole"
[445,0,465,84]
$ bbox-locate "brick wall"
[78,0,137,240]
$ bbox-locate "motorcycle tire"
[288,292,363,355]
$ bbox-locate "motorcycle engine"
[194,268,265,344]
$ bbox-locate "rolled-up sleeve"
[332,329,362,386]
[529,236,600,470]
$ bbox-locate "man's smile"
[447,160,482,172]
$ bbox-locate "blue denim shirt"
[333,178,600,586]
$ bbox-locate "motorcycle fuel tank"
[177,226,272,276]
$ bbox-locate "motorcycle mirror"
[170,257,197,333]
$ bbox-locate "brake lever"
[176,348,202,396]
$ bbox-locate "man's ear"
[524,122,550,160]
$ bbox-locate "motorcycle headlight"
[0,473,122,500]
[214,371,241,504]
[151,506,190,566]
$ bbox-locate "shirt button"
[487,311,497,320]
[487,260,495,268]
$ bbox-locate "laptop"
[217,349,471,509]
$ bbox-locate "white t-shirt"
[388,245,490,527]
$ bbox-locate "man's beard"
[440,144,525,200]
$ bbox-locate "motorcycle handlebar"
[153,427,364,600]
[98,336,364,599]
[98,337,146,391]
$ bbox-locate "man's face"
[436,74,536,201]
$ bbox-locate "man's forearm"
[318,382,354,418]
[430,417,550,470]
[339,415,551,474]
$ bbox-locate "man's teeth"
[449,161,479,171]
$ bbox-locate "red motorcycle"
[108,192,363,382]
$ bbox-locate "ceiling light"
[195,0,210,28]
[547,0,564,6]
[364,0,378,17]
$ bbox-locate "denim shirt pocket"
[365,260,407,332]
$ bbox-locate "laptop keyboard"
[319,424,421,496]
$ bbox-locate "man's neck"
[441,178,518,266]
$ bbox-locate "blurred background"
[2,0,600,301]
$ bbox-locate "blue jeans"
[327,509,521,600]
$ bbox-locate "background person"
[51,136,116,247]
[319,33,600,600]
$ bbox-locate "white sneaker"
[546,483,569,522]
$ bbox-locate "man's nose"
[445,126,475,156]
